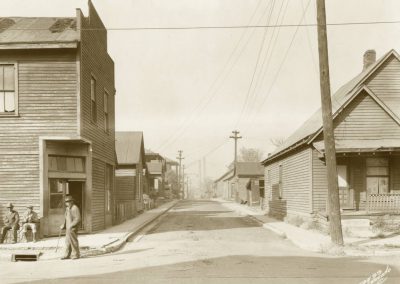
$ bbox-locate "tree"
[238,147,264,162]
[270,137,286,147]
[165,169,179,197]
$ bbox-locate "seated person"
[0,203,20,244]
[21,205,40,242]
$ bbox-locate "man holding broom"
[60,195,81,260]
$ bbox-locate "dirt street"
[1,200,399,283]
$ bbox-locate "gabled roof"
[236,162,264,176]
[146,161,162,175]
[0,17,79,47]
[262,49,400,165]
[115,132,144,165]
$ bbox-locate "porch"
[313,140,400,215]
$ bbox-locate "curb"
[0,200,179,261]
[94,200,179,255]
[262,223,287,238]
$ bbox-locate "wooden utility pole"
[229,130,242,174]
[182,165,185,199]
[176,150,184,200]
[316,0,343,245]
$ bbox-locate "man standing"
[60,196,81,260]
[21,205,40,242]
[0,203,20,244]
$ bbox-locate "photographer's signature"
[359,265,391,284]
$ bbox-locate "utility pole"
[316,0,343,245]
[186,176,189,199]
[182,165,185,199]
[229,130,242,174]
[176,150,184,200]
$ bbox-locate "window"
[48,156,85,173]
[259,179,265,198]
[104,91,109,133]
[366,158,389,194]
[278,165,283,198]
[90,76,97,122]
[0,64,16,114]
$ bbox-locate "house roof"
[262,49,400,165]
[236,162,264,176]
[165,157,179,166]
[214,169,234,183]
[0,17,79,47]
[115,132,144,165]
[146,162,162,175]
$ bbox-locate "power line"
[6,20,400,31]
[155,0,269,152]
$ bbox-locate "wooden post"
[316,0,344,245]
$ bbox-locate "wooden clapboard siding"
[264,147,312,217]
[116,174,136,201]
[77,3,116,229]
[366,54,400,117]
[79,4,115,166]
[312,149,327,212]
[332,91,400,140]
[0,50,78,225]
[91,158,105,231]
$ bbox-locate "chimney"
[363,50,376,71]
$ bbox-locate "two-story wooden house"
[0,1,116,236]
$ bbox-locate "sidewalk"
[0,199,179,261]
[215,198,400,256]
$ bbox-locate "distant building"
[262,50,400,220]
[0,1,116,236]
[115,131,146,223]
[215,162,264,206]
[145,150,166,197]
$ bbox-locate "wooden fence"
[367,194,400,213]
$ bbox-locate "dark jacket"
[62,204,81,230]
[3,210,20,228]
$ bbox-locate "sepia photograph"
[0,0,400,283]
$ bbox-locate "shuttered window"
[90,76,97,123]
[0,64,16,114]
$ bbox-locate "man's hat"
[6,202,14,208]
[64,196,74,203]
[26,205,34,209]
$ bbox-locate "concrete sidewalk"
[0,199,178,261]
[215,198,400,256]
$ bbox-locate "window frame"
[90,74,97,123]
[0,62,19,116]
[103,89,109,134]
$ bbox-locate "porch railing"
[367,194,400,213]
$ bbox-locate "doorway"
[48,179,85,236]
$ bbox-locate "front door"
[48,179,84,236]
[338,165,354,209]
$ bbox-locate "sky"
[3,0,400,181]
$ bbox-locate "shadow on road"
[23,255,399,284]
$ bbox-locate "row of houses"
[215,49,400,221]
[0,1,179,237]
